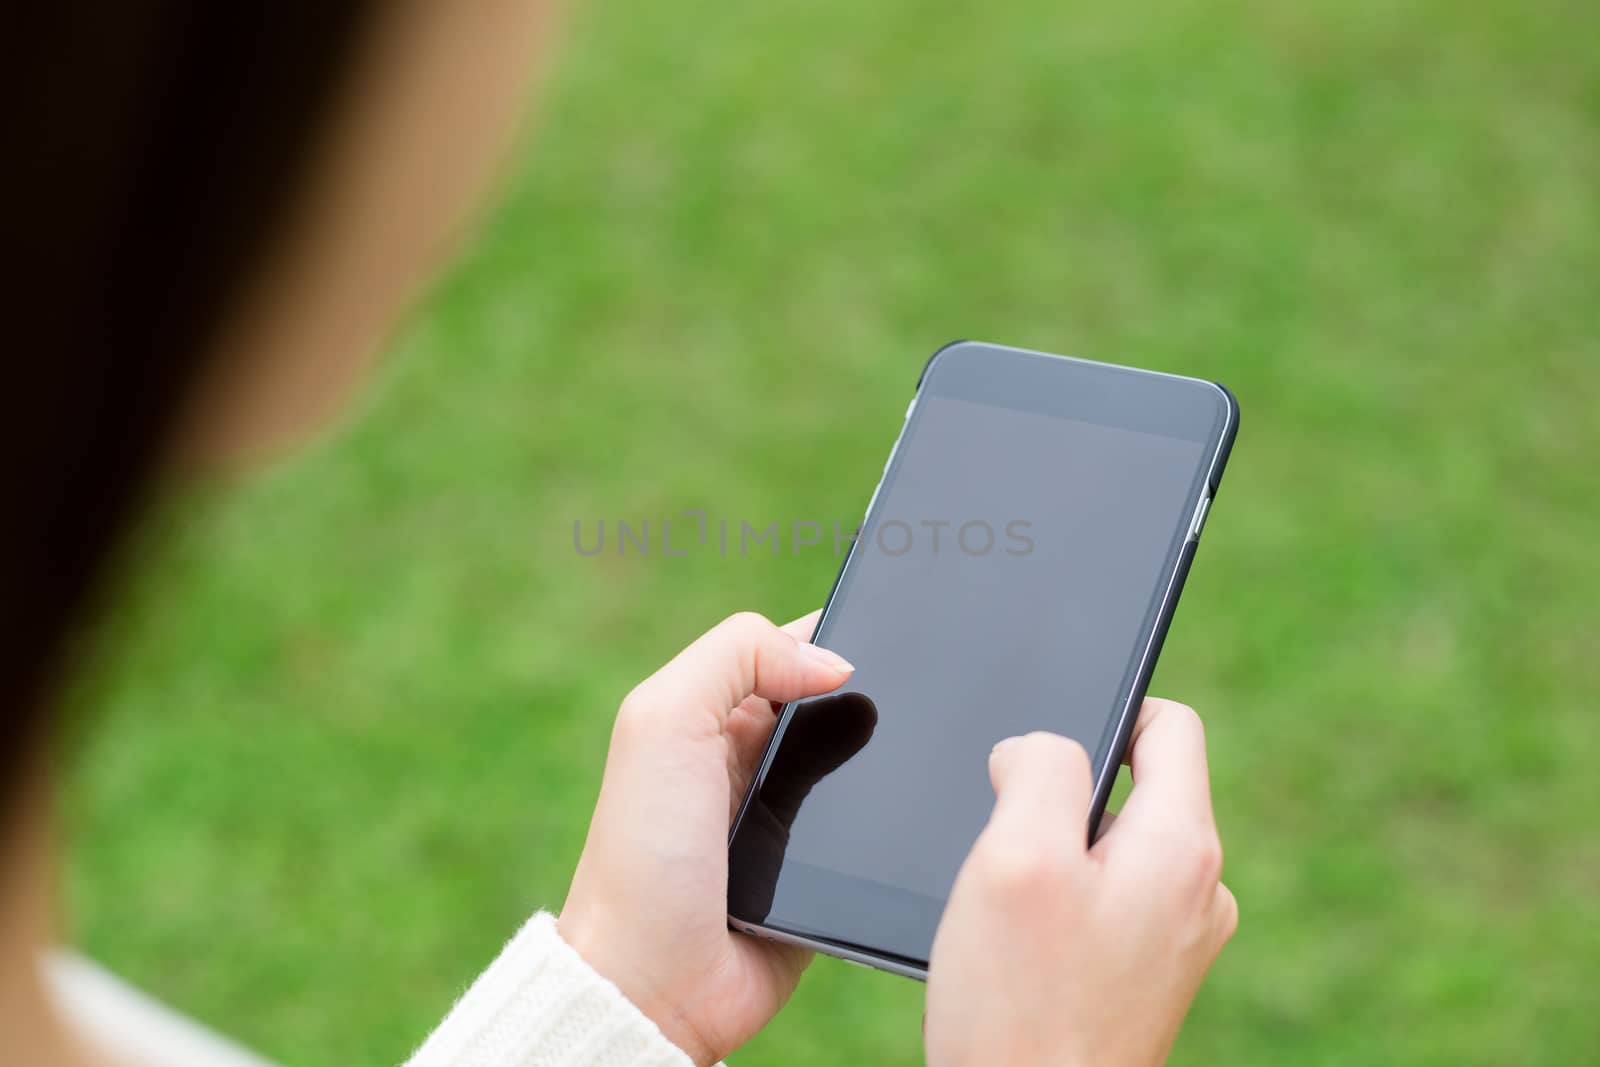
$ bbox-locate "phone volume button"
[1189,494,1211,539]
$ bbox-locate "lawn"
[64,0,1599,1064]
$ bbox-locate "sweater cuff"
[405,912,695,1067]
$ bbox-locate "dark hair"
[2,6,379,799]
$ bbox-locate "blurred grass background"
[63,0,1599,1063]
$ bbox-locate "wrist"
[556,909,719,1066]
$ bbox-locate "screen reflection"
[728,692,878,921]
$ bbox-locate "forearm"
[404,913,693,1067]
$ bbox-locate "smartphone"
[725,340,1239,979]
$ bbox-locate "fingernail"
[991,736,1021,759]
[800,643,854,673]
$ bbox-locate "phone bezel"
[726,340,1240,980]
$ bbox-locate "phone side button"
[1189,494,1211,539]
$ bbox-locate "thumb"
[623,612,853,734]
[985,732,1095,846]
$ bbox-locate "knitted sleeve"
[403,913,696,1067]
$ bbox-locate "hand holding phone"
[558,610,850,1066]
[926,704,1237,1067]
[556,612,1233,1066]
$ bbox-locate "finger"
[749,938,814,1007]
[984,732,1095,850]
[1121,695,1184,764]
[725,609,834,813]
[1209,882,1240,950]
[726,609,828,773]
[625,612,852,735]
[1115,698,1216,835]
[780,609,823,643]
[728,609,825,738]
[734,609,828,718]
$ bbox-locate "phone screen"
[728,343,1231,965]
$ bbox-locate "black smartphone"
[725,340,1239,978]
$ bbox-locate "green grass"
[64,0,1600,1063]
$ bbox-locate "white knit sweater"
[404,913,698,1067]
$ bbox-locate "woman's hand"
[925,699,1238,1067]
[558,611,850,1066]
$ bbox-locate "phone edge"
[727,917,931,981]
[1087,377,1238,838]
